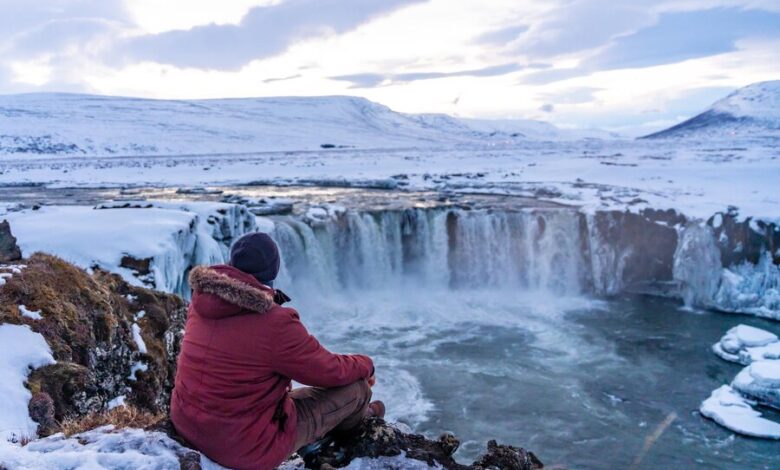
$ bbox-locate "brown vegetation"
[59,406,166,437]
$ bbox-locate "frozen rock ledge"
[702,324,780,439]
[700,385,780,440]
[712,324,780,365]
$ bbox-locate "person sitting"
[171,232,384,470]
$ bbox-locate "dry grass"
[59,406,166,437]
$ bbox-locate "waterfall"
[271,207,588,296]
[673,223,723,308]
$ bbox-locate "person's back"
[171,233,381,470]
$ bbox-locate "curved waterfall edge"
[269,205,779,319]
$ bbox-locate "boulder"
[0,219,22,262]
[297,418,543,470]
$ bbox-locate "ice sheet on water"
[700,385,780,440]
[713,324,780,365]
[704,324,780,438]
[733,361,780,404]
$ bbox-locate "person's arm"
[271,308,373,388]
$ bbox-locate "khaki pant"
[291,379,372,451]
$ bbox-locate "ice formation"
[702,324,780,439]
[674,223,780,318]
[713,324,780,364]
[700,385,780,439]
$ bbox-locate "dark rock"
[301,418,542,469]
[708,212,780,266]
[472,440,544,470]
[0,220,22,262]
[28,392,57,436]
[120,255,152,276]
[587,210,684,295]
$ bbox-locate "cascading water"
[272,207,589,297]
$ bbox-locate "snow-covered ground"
[0,139,777,223]
[0,83,778,224]
[702,324,780,439]
[645,81,780,139]
[0,93,602,158]
[0,424,426,470]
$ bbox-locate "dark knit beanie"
[229,232,280,285]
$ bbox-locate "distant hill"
[642,81,780,139]
[0,93,606,156]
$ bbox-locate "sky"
[1,0,779,135]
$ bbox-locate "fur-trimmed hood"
[189,265,274,317]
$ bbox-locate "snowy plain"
[0,86,778,224]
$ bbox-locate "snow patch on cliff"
[5,201,256,297]
[0,324,55,442]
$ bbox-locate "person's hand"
[367,374,376,388]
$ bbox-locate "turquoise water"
[301,291,780,470]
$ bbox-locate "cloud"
[0,0,127,42]
[473,24,529,45]
[116,0,426,70]
[331,63,525,88]
[0,0,778,136]
[594,7,780,69]
[519,6,780,86]
[263,73,303,83]
[514,0,659,57]
[540,87,602,105]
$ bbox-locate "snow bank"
[0,426,450,470]
[713,324,780,365]
[732,361,780,409]
[0,426,192,469]
[703,324,780,439]
[5,201,256,297]
[700,385,780,439]
[0,324,55,442]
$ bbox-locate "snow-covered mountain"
[643,80,780,139]
[0,93,600,157]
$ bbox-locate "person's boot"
[366,400,386,419]
[297,435,334,466]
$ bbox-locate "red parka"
[170,265,374,470]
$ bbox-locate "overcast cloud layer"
[1,0,779,134]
